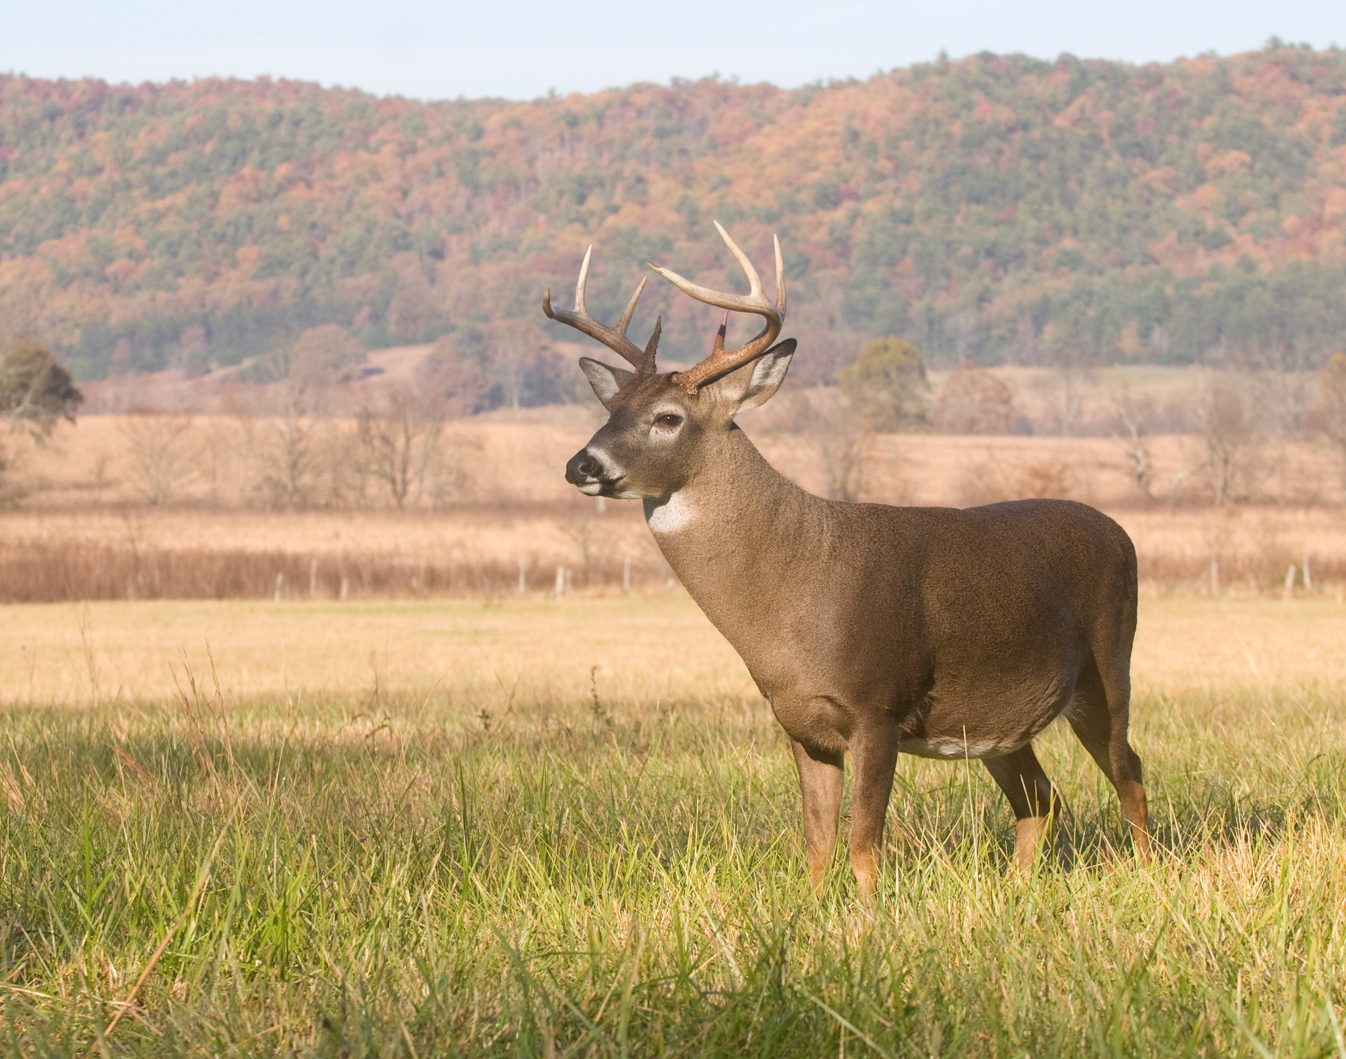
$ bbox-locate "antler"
[648,221,787,394]
[542,246,660,374]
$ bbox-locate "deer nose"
[566,449,603,484]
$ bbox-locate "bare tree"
[1311,352,1346,501]
[777,387,872,502]
[241,327,365,509]
[1190,378,1262,505]
[355,389,445,509]
[120,416,198,505]
[481,319,561,409]
[1110,389,1155,501]
[235,410,328,510]
[1049,358,1096,436]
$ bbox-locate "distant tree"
[1190,379,1261,505]
[1,339,83,500]
[386,279,448,342]
[288,325,367,393]
[353,338,491,509]
[234,408,330,512]
[1046,350,1095,436]
[1311,352,1346,500]
[119,416,198,506]
[235,327,365,510]
[480,320,564,409]
[355,389,444,509]
[414,336,491,416]
[933,362,1019,434]
[0,339,83,434]
[836,336,930,431]
[1110,388,1155,500]
[772,387,873,502]
[176,323,211,376]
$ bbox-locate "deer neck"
[643,425,824,633]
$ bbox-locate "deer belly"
[897,735,1029,760]
[899,675,1077,759]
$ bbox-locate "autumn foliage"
[3,43,1346,390]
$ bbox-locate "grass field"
[6,420,1346,604]
[2,594,1345,1055]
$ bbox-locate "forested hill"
[4,43,1346,387]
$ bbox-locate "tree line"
[4,42,1346,392]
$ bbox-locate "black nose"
[566,449,601,485]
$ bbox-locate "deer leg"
[847,727,901,902]
[790,739,844,891]
[983,745,1060,874]
[1068,665,1151,859]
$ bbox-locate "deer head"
[546,222,795,501]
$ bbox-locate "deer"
[545,223,1150,900]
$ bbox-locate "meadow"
[2,593,1345,1056]
[5,404,1346,604]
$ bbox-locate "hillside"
[3,43,1346,391]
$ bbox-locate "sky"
[3,0,1344,103]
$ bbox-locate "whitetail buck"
[546,223,1150,899]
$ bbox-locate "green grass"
[2,598,1345,1055]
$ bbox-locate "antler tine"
[542,246,658,373]
[648,221,767,315]
[573,244,593,312]
[773,233,787,316]
[616,275,647,335]
[649,223,787,393]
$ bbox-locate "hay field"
[2,594,1344,1054]
[5,411,1346,602]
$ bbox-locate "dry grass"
[0,595,746,707]
[3,593,1342,710]
[5,497,1343,602]
[0,503,664,602]
[4,409,1345,602]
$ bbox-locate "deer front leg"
[790,739,844,891]
[847,726,901,902]
[983,745,1060,874]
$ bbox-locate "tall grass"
[8,410,1346,603]
[0,538,672,603]
[4,503,1346,602]
[2,598,1344,1055]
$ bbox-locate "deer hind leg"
[790,739,844,892]
[1067,662,1151,859]
[846,726,901,902]
[983,745,1061,874]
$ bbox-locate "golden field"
[3,402,1345,602]
[2,592,1344,709]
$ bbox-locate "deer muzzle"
[565,446,614,496]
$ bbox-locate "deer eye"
[653,412,683,431]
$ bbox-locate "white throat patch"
[644,492,696,535]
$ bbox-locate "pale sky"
[3,0,1343,102]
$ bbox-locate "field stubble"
[1,595,1344,1054]
[5,414,1346,603]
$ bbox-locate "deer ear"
[716,339,796,417]
[579,357,635,410]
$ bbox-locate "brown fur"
[565,345,1150,899]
